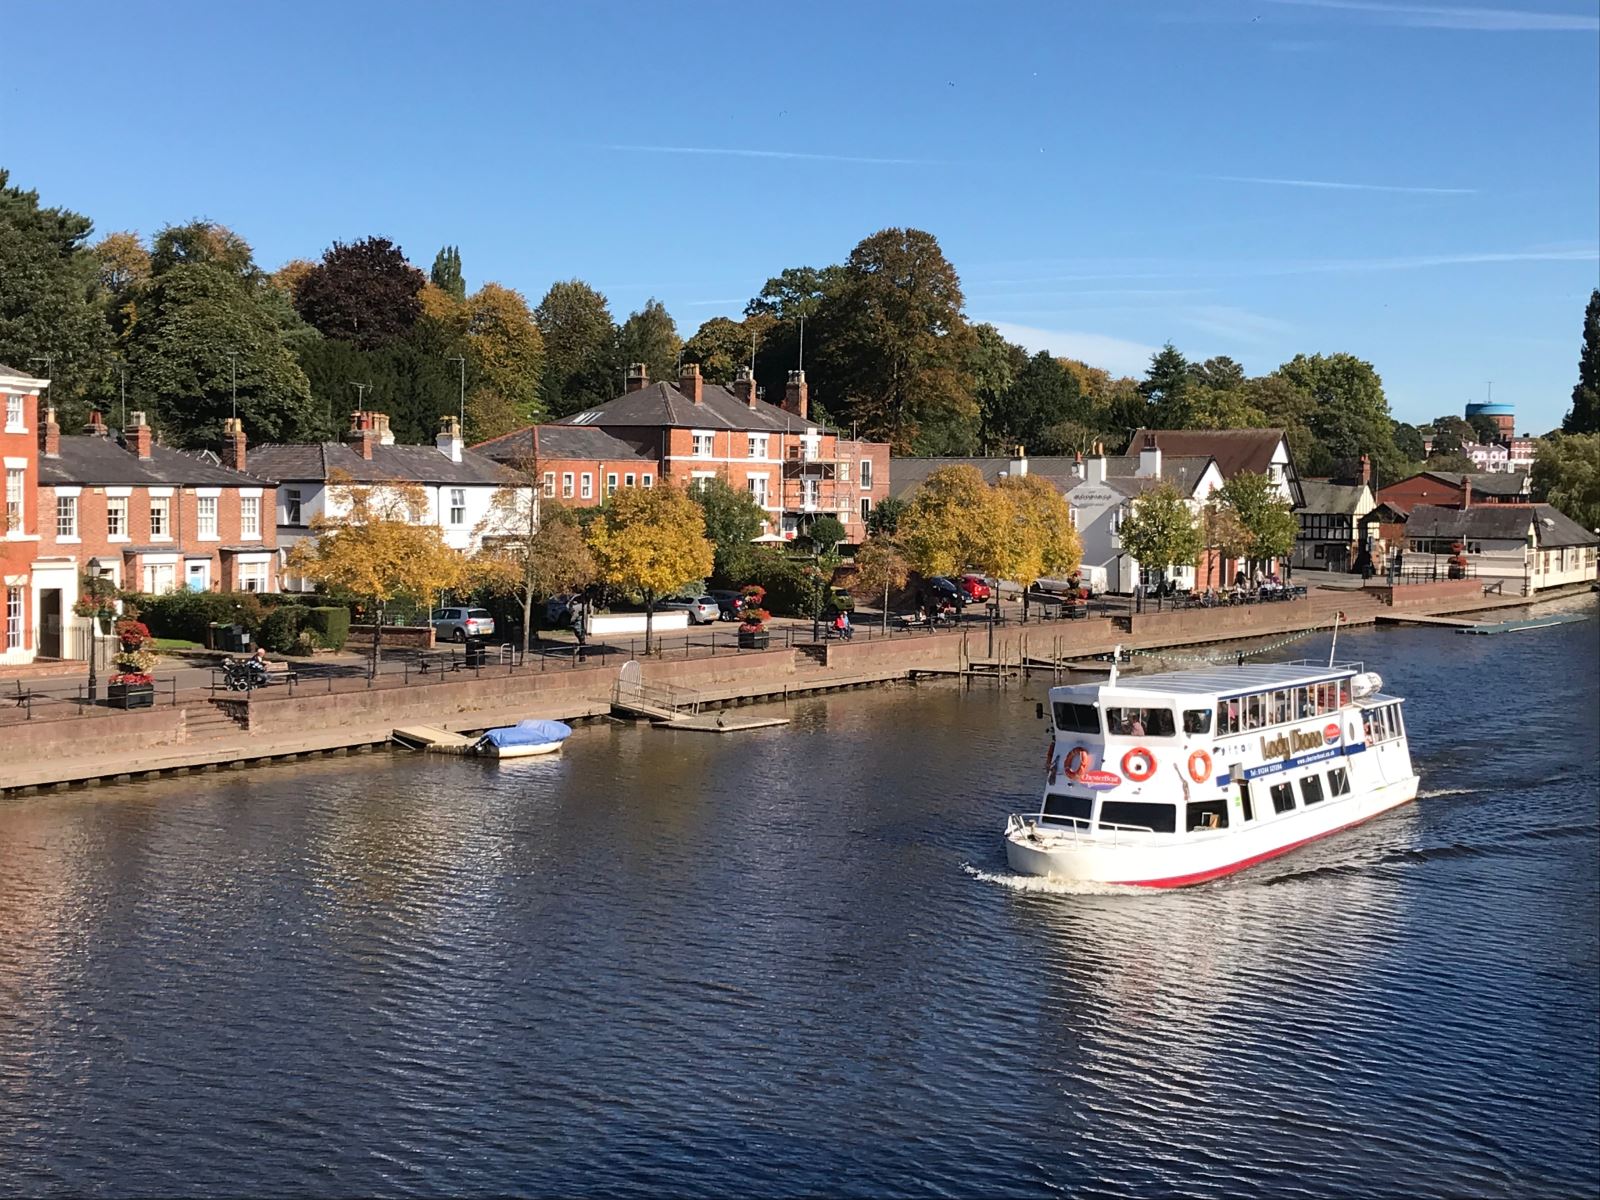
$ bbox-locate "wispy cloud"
[1290,247,1599,273]
[988,322,1159,376]
[1209,174,1476,195]
[1180,305,1295,344]
[601,144,948,166]
[1264,0,1599,32]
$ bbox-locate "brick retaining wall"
[1362,580,1484,609]
[347,625,435,650]
[9,705,192,757]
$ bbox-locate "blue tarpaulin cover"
[479,719,573,748]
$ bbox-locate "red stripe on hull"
[1124,800,1413,889]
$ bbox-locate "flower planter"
[737,629,771,650]
[107,683,156,709]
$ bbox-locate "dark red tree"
[294,237,426,349]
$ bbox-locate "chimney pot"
[83,410,108,438]
[625,363,649,393]
[39,405,60,458]
[732,367,759,409]
[436,414,463,463]
[679,362,703,405]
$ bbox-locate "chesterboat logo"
[1076,769,1122,790]
[1324,723,1342,745]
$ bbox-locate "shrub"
[305,606,351,651]
[739,550,827,617]
[290,628,323,656]
[134,591,266,643]
[258,605,311,654]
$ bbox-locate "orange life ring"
[1122,747,1156,782]
[1188,749,1213,783]
[1064,746,1092,778]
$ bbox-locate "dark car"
[926,576,967,607]
[708,589,745,621]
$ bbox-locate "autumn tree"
[616,298,681,385]
[270,258,315,302]
[683,313,775,384]
[461,282,544,439]
[288,478,470,674]
[1212,471,1298,573]
[587,484,714,653]
[149,220,257,278]
[430,245,466,300]
[1200,500,1252,590]
[811,228,977,453]
[0,169,114,426]
[294,236,426,348]
[475,483,595,659]
[536,279,620,418]
[897,465,1004,579]
[1116,483,1201,584]
[851,537,909,630]
[995,474,1082,590]
[1563,288,1600,434]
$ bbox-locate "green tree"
[150,220,257,279]
[1275,352,1403,482]
[1563,288,1600,434]
[616,297,681,385]
[1531,433,1600,529]
[461,282,544,438]
[866,495,906,536]
[587,484,714,654]
[1212,471,1298,571]
[1139,343,1191,427]
[1467,412,1502,444]
[535,279,619,418]
[806,514,847,556]
[1392,421,1426,463]
[1187,387,1268,431]
[1427,414,1475,456]
[692,475,768,579]
[1189,355,1246,391]
[294,236,426,349]
[990,350,1084,451]
[812,228,977,453]
[683,314,775,385]
[969,322,1028,451]
[0,169,114,426]
[430,245,465,300]
[1116,483,1201,581]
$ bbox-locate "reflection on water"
[0,608,1596,1198]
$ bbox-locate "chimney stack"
[1461,478,1472,509]
[679,362,703,405]
[125,411,153,460]
[436,414,464,463]
[83,411,108,438]
[1137,432,1162,479]
[625,363,649,393]
[1072,450,1085,481]
[732,366,759,409]
[38,406,60,459]
[784,369,809,421]
[346,410,378,461]
[1087,445,1109,484]
[1359,454,1371,487]
[221,416,247,473]
[1009,444,1029,477]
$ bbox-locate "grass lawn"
[150,637,203,651]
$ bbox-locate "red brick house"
[1,363,49,667]
[30,410,279,659]
[474,363,891,545]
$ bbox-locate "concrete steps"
[184,702,246,742]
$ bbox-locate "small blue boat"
[474,719,573,758]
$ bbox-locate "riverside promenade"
[1,579,1592,797]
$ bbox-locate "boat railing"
[1016,812,1157,847]
[1282,658,1364,673]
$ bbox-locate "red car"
[958,574,992,602]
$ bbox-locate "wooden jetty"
[391,726,477,753]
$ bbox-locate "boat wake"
[961,863,1140,896]
[1417,787,1482,800]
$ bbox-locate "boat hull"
[478,741,564,759]
[1004,775,1420,887]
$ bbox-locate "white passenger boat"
[1004,655,1419,887]
[473,719,573,759]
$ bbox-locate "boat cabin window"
[1328,766,1351,797]
[1043,792,1094,824]
[1053,702,1101,735]
[1183,708,1213,735]
[1269,781,1297,814]
[1361,703,1405,746]
[1097,800,1176,834]
[1300,774,1326,805]
[1220,678,1354,738]
[1186,800,1229,831]
[1105,707,1176,737]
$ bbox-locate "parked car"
[926,576,967,607]
[827,586,855,613]
[431,606,496,642]
[545,594,579,625]
[656,595,720,624]
[958,574,992,602]
[708,589,745,621]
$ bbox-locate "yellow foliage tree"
[474,465,595,659]
[586,484,714,653]
[897,465,1006,580]
[287,476,470,672]
[995,474,1082,589]
[851,536,910,631]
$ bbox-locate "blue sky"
[4,0,1597,433]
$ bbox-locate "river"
[2,601,1597,1198]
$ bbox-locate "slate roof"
[888,453,1216,500]
[248,441,508,486]
[37,435,278,488]
[474,424,656,465]
[1299,480,1371,516]
[559,381,825,435]
[887,457,1012,498]
[1403,503,1597,547]
[1420,470,1530,498]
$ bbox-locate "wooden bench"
[231,658,298,685]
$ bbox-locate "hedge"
[131,591,270,644]
[305,606,350,651]
[258,605,312,654]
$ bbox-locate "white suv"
[431,607,496,642]
[656,595,719,625]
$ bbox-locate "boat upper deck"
[1051,661,1362,704]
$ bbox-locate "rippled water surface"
[2,606,1597,1198]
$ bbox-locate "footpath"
[1,579,1592,797]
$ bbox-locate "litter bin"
[463,635,487,668]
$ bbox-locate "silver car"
[431,606,496,642]
[656,595,719,625]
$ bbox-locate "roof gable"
[561,380,825,434]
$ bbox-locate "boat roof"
[1053,661,1359,701]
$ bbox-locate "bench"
[230,658,298,685]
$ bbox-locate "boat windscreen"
[1054,702,1100,734]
